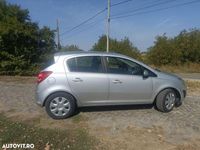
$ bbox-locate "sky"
[7,0,200,51]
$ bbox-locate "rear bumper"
[35,89,44,107]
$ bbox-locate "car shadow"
[77,104,154,113]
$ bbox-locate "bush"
[147,29,200,66]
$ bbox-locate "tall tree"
[0,0,55,74]
[92,35,141,59]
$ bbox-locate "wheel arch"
[43,91,78,107]
[153,87,181,104]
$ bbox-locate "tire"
[156,89,176,112]
[45,92,76,119]
[175,99,182,107]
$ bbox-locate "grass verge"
[153,63,200,73]
[0,114,96,150]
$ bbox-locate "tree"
[147,34,181,65]
[0,0,56,74]
[147,29,200,65]
[61,45,82,51]
[92,35,141,59]
[37,26,56,62]
[174,29,200,63]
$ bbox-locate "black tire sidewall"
[45,92,76,119]
[162,89,176,112]
[156,89,176,112]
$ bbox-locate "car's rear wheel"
[156,89,176,112]
[45,92,76,119]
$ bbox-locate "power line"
[60,8,107,36]
[61,18,105,40]
[60,0,134,36]
[60,0,199,42]
[112,0,179,17]
[112,0,200,19]
[111,0,133,7]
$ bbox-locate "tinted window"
[67,56,103,73]
[41,57,54,70]
[106,57,143,75]
[143,68,157,77]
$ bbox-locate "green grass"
[0,114,96,150]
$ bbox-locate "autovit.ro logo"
[2,143,34,149]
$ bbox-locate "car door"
[105,56,153,104]
[66,55,109,106]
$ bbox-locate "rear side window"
[67,56,103,73]
[41,57,55,69]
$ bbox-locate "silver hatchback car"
[36,51,186,119]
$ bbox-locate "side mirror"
[143,70,149,78]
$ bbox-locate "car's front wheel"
[45,92,76,119]
[156,89,176,112]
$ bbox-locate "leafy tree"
[61,45,82,51]
[92,35,141,59]
[147,34,181,65]
[147,29,200,65]
[174,29,200,63]
[37,26,56,62]
[0,0,56,74]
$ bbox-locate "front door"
[105,56,153,104]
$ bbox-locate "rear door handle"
[112,79,122,84]
[72,78,83,82]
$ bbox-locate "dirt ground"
[0,76,200,150]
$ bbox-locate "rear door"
[66,55,109,105]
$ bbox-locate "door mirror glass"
[143,70,149,78]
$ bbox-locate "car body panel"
[108,74,153,103]
[35,72,74,106]
[66,72,109,106]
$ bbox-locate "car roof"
[54,50,126,58]
[54,50,139,65]
[53,50,129,63]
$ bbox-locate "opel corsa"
[36,51,186,119]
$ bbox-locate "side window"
[106,57,143,75]
[143,67,157,77]
[67,56,103,73]
[67,58,76,71]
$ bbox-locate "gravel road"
[0,76,200,150]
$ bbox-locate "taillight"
[37,71,52,84]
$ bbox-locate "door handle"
[112,79,122,84]
[72,78,83,82]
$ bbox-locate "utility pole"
[56,19,61,50]
[106,0,110,52]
